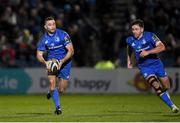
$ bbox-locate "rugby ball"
[50,59,59,74]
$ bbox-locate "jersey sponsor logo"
[50,43,54,46]
[136,49,142,52]
[135,45,142,52]
[143,46,150,50]
[135,46,150,52]
[48,44,63,50]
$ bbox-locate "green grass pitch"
[0,94,180,122]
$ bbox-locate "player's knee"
[147,76,163,96]
[147,76,158,85]
[154,86,163,96]
[49,79,55,84]
[163,82,170,91]
[58,80,68,93]
[59,88,65,94]
[48,79,56,90]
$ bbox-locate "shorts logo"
[144,73,148,77]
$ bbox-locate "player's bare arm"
[140,41,165,57]
[36,50,53,71]
[36,50,46,65]
[127,45,133,69]
[58,44,74,69]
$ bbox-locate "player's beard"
[134,32,143,39]
[135,34,140,38]
[47,28,56,34]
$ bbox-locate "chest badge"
[45,40,48,44]
[132,42,135,47]
[142,39,146,44]
[55,37,60,42]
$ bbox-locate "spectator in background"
[0,43,15,67]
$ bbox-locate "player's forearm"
[36,52,46,65]
[127,55,132,64]
[127,55,133,68]
[148,43,165,54]
[127,46,133,68]
[38,57,46,65]
[61,49,74,64]
[127,46,132,62]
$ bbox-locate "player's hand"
[140,49,149,57]
[127,63,133,69]
[56,59,63,70]
[45,60,52,71]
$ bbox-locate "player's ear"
[141,27,144,32]
[44,25,47,30]
[142,27,144,31]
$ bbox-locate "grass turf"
[0,94,180,122]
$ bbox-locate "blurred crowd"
[0,0,179,68]
[121,0,180,67]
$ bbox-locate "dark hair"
[44,16,55,24]
[131,19,144,28]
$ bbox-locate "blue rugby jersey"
[37,28,72,61]
[126,31,161,67]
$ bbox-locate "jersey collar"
[46,29,57,37]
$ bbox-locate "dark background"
[0,0,179,68]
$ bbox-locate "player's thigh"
[159,76,170,89]
[59,78,68,89]
[57,61,71,80]
[153,62,169,89]
[57,62,71,91]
